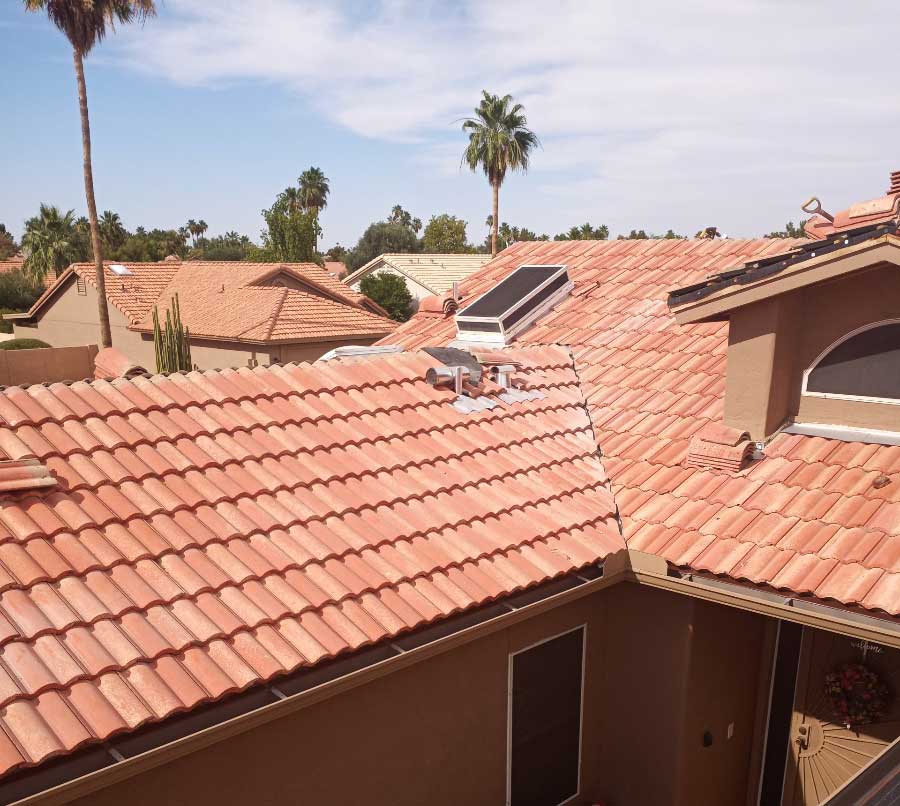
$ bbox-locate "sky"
[2,0,898,249]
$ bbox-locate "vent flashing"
[454,265,572,346]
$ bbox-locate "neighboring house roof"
[323,261,347,279]
[345,254,492,295]
[383,237,900,617]
[0,259,56,289]
[132,262,395,344]
[19,261,394,345]
[0,346,620,777]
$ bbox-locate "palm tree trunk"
[312,205,318,253]
[74,48,112,348]
[491,179,500,257]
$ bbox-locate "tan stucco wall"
[724,262,900,437]
[64,584,770,806]
[13,279,380,372]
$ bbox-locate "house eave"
[6,550,898,806]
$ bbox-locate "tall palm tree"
[185,219,198,245]
[298,166,329,250]
[462,91,539,257]
[24,1,156,348]
[196,220,208,243]
[21,204,78,282]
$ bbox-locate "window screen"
[509,627,584,806]
[806,322,900,401]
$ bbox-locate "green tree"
[359,271,413,322]
[325,244,347,262]
[766,220,808,238]
[422,214,470,253]
[298,167,330,251]
[462,91,540,257]
[616,228,684,240]
[111,228,187,261]
[388,205,422,234]
[345,221,420,272]
[554,223,609,241]
[99,210,126,249]
[257,190,321,262]
[0,225,18,259]
[21,204,81,281]
[195,232,254,261]
[24,0,157,348]
[481,219,547,252]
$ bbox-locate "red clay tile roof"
[805,170,900,239]
[25,261,395,344]
[136,262,396,343]
[0,346,620,778]
[383,238,900,617]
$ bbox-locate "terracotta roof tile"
[384,237,900,617]
[0,344,620,778]
[26,261,395,346]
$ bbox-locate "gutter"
[8,551,900,806]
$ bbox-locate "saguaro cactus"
[152,293,193,373]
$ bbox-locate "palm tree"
[298,167,329,250]
[21,204,77,282]
[281,187,302,213]
[462,91,540,257]
[196,220,208,243]
[99,209,126,249]
[185,219,198,245]
[24,1,156,348]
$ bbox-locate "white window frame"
[506,624,587,806]
[800,318,900,406]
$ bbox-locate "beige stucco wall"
[724,262,900,437]
[63,584,769,806]
[13,278,381,372]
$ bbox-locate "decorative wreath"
[824,663,890,729]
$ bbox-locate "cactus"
[152,293,193,373]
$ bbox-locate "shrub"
[0,271,43,312]
[0,338,51,350]
[359,272,413,322]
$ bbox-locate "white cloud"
[115,0,900,237]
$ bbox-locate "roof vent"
[109,264,132,276]
[0,458,56,493]
[684,423,755,472]
[454,265,572,346]
[426,365,470,394]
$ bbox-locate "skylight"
[454,265,572,346]
[109,264,132,276]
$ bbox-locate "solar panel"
[455,265,572,346]
[109,264,132,276]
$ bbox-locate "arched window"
[803,320,900,404]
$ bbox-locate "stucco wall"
[724,261,900,437]
[64,584,770,806]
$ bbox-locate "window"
[508,626,585,806]
[76,276,86,295]
[803,320,900,404]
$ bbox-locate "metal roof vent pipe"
[490,363,517,390]
[426,364,470,395]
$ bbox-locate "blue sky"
[2,1,898,249]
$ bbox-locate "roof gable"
[346,254,492,295]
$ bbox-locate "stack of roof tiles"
[384,238,900,617]
[0,346,620,776]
